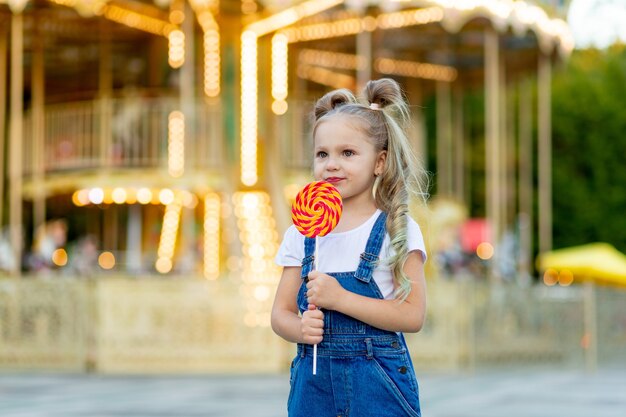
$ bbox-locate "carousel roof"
[0,0,572,95]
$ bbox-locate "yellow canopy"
[538,243,626,287]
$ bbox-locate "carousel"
[0,0,576,372]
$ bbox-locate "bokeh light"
[52,249,68,266]
[476,242,494,260]
[98,251,116,270]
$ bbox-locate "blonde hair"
[313,78,429,300]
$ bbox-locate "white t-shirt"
[275,209,427,300]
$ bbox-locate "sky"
[567,0,626,48]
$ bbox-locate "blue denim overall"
[288,212,421,417]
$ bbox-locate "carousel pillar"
[32,30,46,240]
[452,84,465,204]
[0,26,7,232]
[126,205,142,273]
[9,11,24,275]
[507,80,517,232]
[180,1,195,123]
[355,28,372,91]
[436,80,452,196]
[98,20,112,169]
[538,53,552,254]
[409,79,427,171]
[499,56,508,241]
[180,2,197,271]
[518,77,533,283]
[484,28,501,281]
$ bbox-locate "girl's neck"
[333,194,378,233]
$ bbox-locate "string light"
[159,189,175,205]
[136,187,153,204]
[72,188,199,207]
[281,2,571,55]
[298,48,364,70]
[126,189,138,204]
[88,188,104,205]
[271,33,289,115]
[298,50,457,83]
[241,31,258,186]
[377,7,443,29]
[281,7,442,43]
[156,199,183,274]
[233,191,280,327]
[297,64,356,90]
[375,57,458,82]
[246,0,344,37]
[282,18,362,43]
[168,29,185,68]
[72,189,90,206]
[169,0,185,25]
[168,111,185,178]
[189,0,221,97]
[204,30,221,97]
[112,188,127,204]
[101,4,177,37]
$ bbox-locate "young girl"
[272,78,428,417]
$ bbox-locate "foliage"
[424,45,626,255]
[552,45,626,252]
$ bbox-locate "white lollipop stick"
[313,236,319,375]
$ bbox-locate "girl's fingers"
[308,327,324,336]
[305,336,323,345]
[307,270,321,281]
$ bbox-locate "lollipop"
[291,181,342,376]
[291,181,342,238]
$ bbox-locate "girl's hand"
[306,271,345,310]
[301,304,324,345]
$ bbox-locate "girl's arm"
[306,250,426,333]
[271,266,324,344]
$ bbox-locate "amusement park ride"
[0,0,572,281]
[12,2,626,378]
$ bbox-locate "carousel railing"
[0,275,624,373]
[22,96,224,176]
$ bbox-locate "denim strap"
[354,212,387,283]
[300,236,316,279]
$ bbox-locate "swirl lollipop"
[291,181,342,238]
[291,181,342,376]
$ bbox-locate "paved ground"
[1,367,625,417]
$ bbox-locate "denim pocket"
[371,355,420,417]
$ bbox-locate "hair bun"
[363,78,408,121]
[314,89,357,120]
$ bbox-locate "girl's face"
[313,115,386,206]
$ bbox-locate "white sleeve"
[275,225,305,267]
[407,217,428,263]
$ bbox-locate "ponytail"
[312,78,429,300]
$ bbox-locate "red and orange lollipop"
[291,181,342,238]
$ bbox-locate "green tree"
[552,45,626,252]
